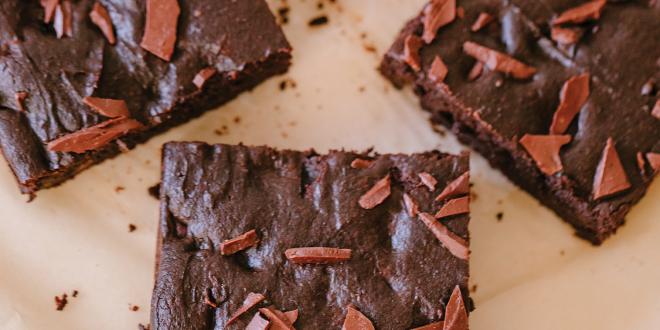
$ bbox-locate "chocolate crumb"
[115,186,125,193]
[285,247,352,264]
[496,212,503,221]
[227,292,266,325]
[422,0,456,43]
[358,175,391,209]
[552,0,606,26]
[220,230,259,255]
[342,305,375,330]
[130,305,140,312]
[652,100,660,119]
[72,290,78,297]
[148,183,161,199]
[351,158,374,169]
[463,41,537,79]
[471,12,494,32]
[403,35,423,72]
[308,15,329,26]
[55,293,68,311]
[129,224,137,232]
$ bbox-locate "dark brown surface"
[152,143,472,329]
[380,0,660,244]
[0,0,291,195]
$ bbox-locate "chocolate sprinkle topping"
[246,313,270,330]
[418,213,469,260]
[593,138,631,200]
[463,41,537,79]
[227,292,266,325]
[422,0,456,44]
[89,2,116,44]
[83,96,130,118]
[342,305,375,330]
[350,158,374,169]
[553,0,607,26]
[434,196,470,219]
[428,56,449,83]
[435,172,469,201]
[41,0,59,23]
[47,117,143,154]
[550,73,590,134]
[404,35,423,72]
[443,286,469,330]
[193,67,217,89]
[419,172,438,191]
[519,134,572,175]
[470,12,494,32]
[54,293,68,311]
[285,247,351,264]
[140,0,180,61]
[403,193,419,217]
[220,229,259,256]
[358,175,391,209]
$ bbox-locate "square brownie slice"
[380,0,659,244]
[152,142,472,329]
[0,0,291,196]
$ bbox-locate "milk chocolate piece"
[350,158,374,169]
[550,73,590,135]
[519,134,572,175]
[422,0,456,43]
[193,67,217,89]
[552,0,607,26]
[47,117,143,154]
[246,313,270,330]
[435,172,469,201]
[419,172,438,191]
[463,41,536,79]
[593,138,632,200]
[285,247,352,264]
[227,293,266,325]
[140,0,180,61]
[83,96,130,118]
[220,229,259,256]
[89,2,116,44]
[434,197,470,219]
[358,175,391,209]
[342,306,375,330]
[404,35,423,72]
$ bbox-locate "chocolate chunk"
[404,35,423,72]
[403,193,419,217]
[470,12,494,32]
[551,27,583,45]
[54,1,73,39]
[519,134,572,175]
[89,2,116,45]
[422,0,456,44]
[646,153,660,173]
[593,138,631,200]
[435,172,469,201]
[467,61,484,81]
[419,172,438,191]
[141,0,180,61]
[358,175,391,209]
[193,67,217,89]
[285,247,352,264]
[411,321,444,330]
[350,158,374,169]
[227,292,266,325]
[259,307,294,330]
[41,0,59,23]
[462,41,537,79]
[220,229,259,255]
[443,286,469,330]
[434,196,469,219]
[246,313,270,330]
[83,96,130,118]
[342,305,375,330]
[428,56,449,83]
[418,213,469,260]
[550,73,590,134]
[47,117,143,154]
[553,0,607,26]
[14,92,27,112]
[652,100,660,120]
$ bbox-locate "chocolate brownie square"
[0,0,291,196]
[152,142,472,329]
[380,0,659,244]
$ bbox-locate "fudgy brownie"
[152,142,472,329]
[381,0,660,244]
[0,0,291,196]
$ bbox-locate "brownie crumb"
[279,78,297,91]
[308,15,329,26]
[115,186,125,193]
[72,290,78,298]
[233,116,241,124]
[129,224,137,232]
[470,284,478,293]
[277,6,290,24]
[358,86,366,93]
[496,212,503,221]
[55,293,68,311]
[148,183,160,199]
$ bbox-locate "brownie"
[380,0,660,244]
[0,0,291,196]
[152,142,472,329]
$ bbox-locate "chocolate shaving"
[443,286,469,330]
[263,307,298,330]
[54,1,73,39]
[351,158,374,169]
[259,308,294,330]
[467,61,484,81]
[463,41,536,79]
[428,56,448,83]
[358,175,391,209]
[220,229,259,256]
[422,0,456,44]
[470,12,494,32]
[83,96,130,118]
[342,305,375,330]
[419,172,438,191]
[646,153,660,173]
[551,27,583,45]
[41,0,59,23]
[434,196,469,219]
[553,0,606,26]
[47,117,143,154]
[418,213,469,260]
[227,292,266,325]
[411,321,445,330]
[14,92,28,112]
[285,247,351,264]
[403,35,423,72]
[519,134,572,175]
[593,138,631,200]
[403,193,419,217]
[193,67,217,89]
[89,2,116,45]
[435,172,469,201]
[652,100,660,120]
[550,73,590,134]
[246,313,270,330]
[141,0,180,61]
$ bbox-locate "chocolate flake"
[41,0,59,23]
[263,307,298,330]
[350,158,374,169]
[358,175,391,209]
[83,96,130,118]
[434,196,469,219]
[227,292,266,325]
[14,92,28,112]
[467,61,484,81]
[54,1,73,39]
[646,153,660,173]
[259,308,294,330]
[419,172,438,191]
[550,73,590,134]
[551,27,583,45]
[47,117,143,154]
[193,67,217,89]
[342,305,375,330]
[422,0,456,44]
[404,35,423,72]
[470,12,494,32]
[140,0,180,61]
[463,41,536,79]
[220,229,259,255]
[246,313,270,330]
[54,293,68,311]
[411,321,445,330]
[403,193,419,217]
[428,56,448,83]
[285,247,351,264]
[418,213,469,260]
[593,138,631,200]
[443,286,469,330]
[553,0,607,26]
[89,2,116,44]
[519,134,572,175]
[652,100,660,120]
[435,172,469,201]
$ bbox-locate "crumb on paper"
[308,15,329,26]
[72,290,78,297]
[115,186,125,193]
[55,293,68,311]
[130,305,140,312]
[129,224,137,232]
[496,212,504,221]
